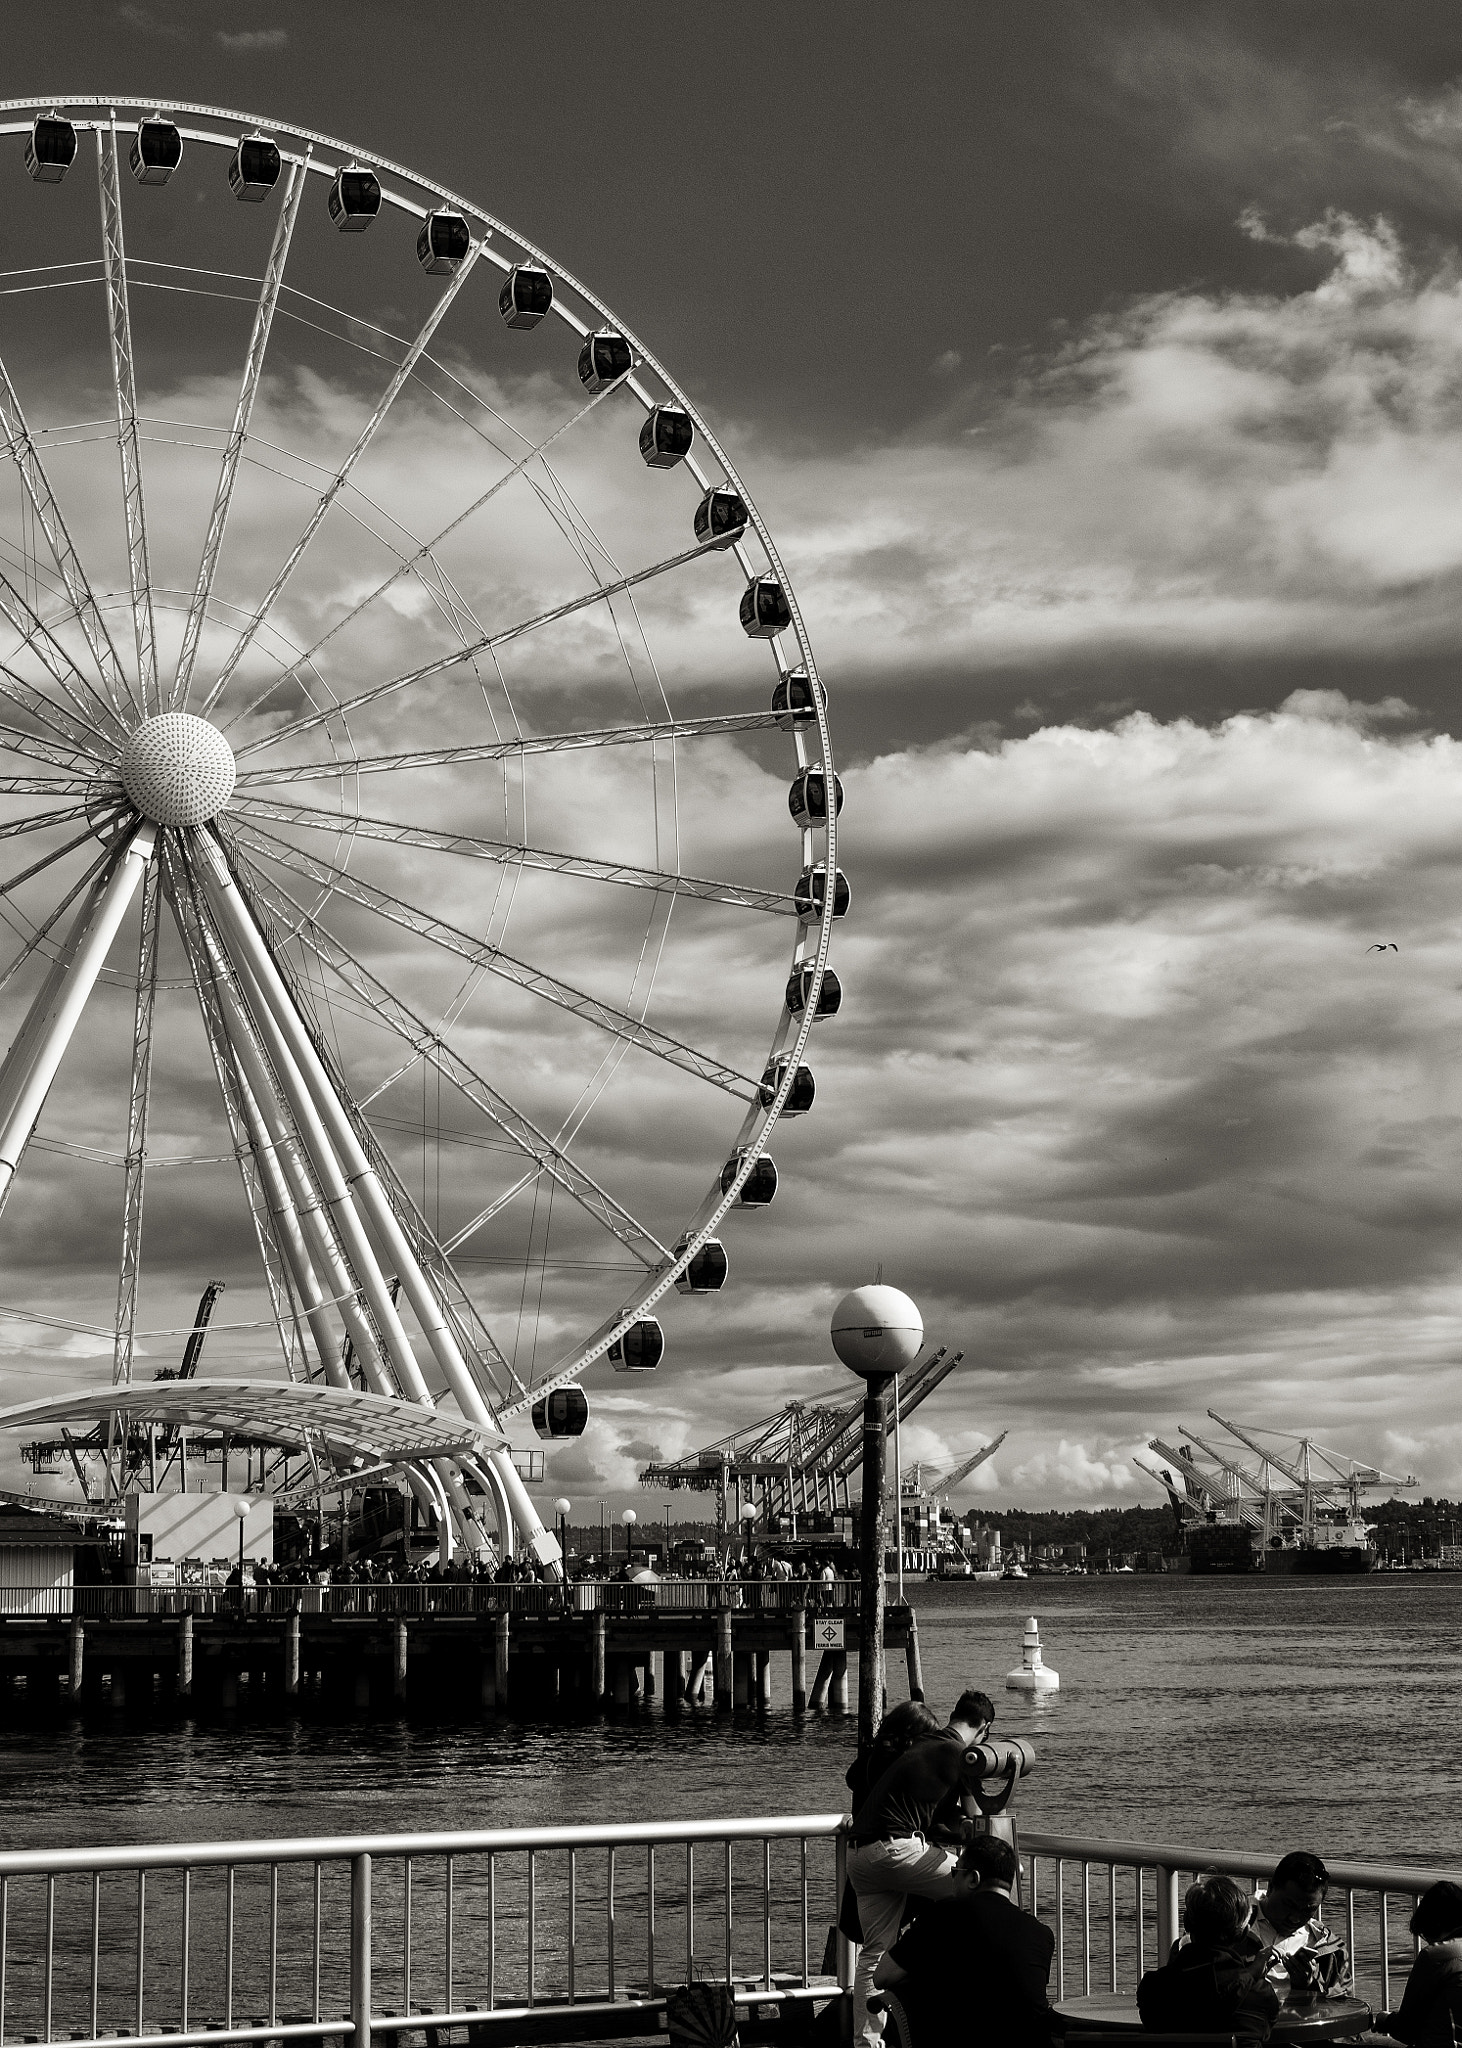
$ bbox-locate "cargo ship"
[1137,1412,1408,1574]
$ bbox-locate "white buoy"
[1005,1614,1059,1692]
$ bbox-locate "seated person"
[1139,1874,1279,2044]
[1375,1882,1462,2046]
[872,1832,1055,2048]
[1250,1852,1351,1998]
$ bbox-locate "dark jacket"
[849,1728,975,1847]
[1383,1939,1462,2048]
[887,1887,1055,2048]
[1138,1932,1280,2044]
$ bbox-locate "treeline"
[962,1504,1182,1553]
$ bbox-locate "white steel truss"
[97,122,159,714]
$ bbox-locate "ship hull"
[1264,1545,1376,1575]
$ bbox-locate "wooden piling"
[285,1611,301,1697]
[715,1607,733,1706]
[592,1610,607,1701]
[645,1651,659,1699]
[791,1610,808,1712]
[757,1649,773,1708]
[733,1650,752,1707]
[176,1614,193,1698]
[905,1613,925,1703]
[612,1656,631,1706]
[68,1619,84,1698]
[494,1611,510,1709]
[809,1649,836,1709]
[830,1648,849,1710]
[393,1620,408,1703]
[687,1650,712,1703]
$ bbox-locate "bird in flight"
[1367,943,1398,952]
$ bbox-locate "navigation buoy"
[1005,1615,1059,1692]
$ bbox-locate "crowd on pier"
[844,1689,1460,2048]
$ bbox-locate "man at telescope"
[846,1689,995,2045]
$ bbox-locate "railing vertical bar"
[134,1869,145,2038]
[724,1840,733,1988]
[1108,1862,1117,1994]
[527,1851,536,2010]
[800,1838,809,1988]
[762,1840,772,1990]
[568,1851,576,2006]
[647,1845,656,1999]
[1056,1857,1065,2000]
[90,1872,100,2042]
[403,1858,412,2016]
[225,1865,236,2030]
[1030,1854,1039,1920]
[43,1875,54,2045]
[181,1868,192,2035]
[445,1855,454,2016]
[1346,1889,1356,2001]
[1382,1893,1391,2009]
[312,1863,322,2025]
[607,1846,617,2001]
[1082,1862,1091,1997]
[686,1844,695,1983]
[487,1854,497,2013]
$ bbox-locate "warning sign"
[812,1619,844,1649]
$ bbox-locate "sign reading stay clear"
[813,1619,844,1648]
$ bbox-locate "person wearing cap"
[1375,1883,1462,2046]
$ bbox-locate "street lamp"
[553,1496,571,1560]
[740,1500,758,1563]
[230,1496,251,1598]
[620,1507,637,1562]
[831,1284,924,1759]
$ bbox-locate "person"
[845,1700,941,1815]
[1138,1873,1279,2043]
[1374,1883,1462,2046]
[1250,1852,1350,1998]
[872,1832,1055,2048]
[846,1688,995,2046]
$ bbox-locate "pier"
[0,1579,925,1717]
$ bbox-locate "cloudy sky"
[2,2,1462,1516]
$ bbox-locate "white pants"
[847,1836,958,2048]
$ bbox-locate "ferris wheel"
[0,98,842,1564]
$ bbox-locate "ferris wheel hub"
[120,713,237,829]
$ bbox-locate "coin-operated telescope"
[961,1737,1037,1896]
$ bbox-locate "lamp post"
[831,1285,924,1760]
[230,1496,251,1609]
[740,1500,758,1565]
[553,1497,571,1559]
[620,1507,637,1565]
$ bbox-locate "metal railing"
[1023,1827,1458,2010]
[0,1580,866,1622]
[0,1816,849,2048]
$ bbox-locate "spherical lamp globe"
[620,1509,637,1527]
[830,1285,924,1378]
[230,1497,251,1523]
[553,1497,572,1520]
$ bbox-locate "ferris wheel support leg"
[463,1454,516,1562]
[0,824,156,1218]
[198,830,561,1569]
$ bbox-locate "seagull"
[1366,943,1398,952]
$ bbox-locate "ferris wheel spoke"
[201,240,485,717]
[226,532,732,750]
[0,841,113,999]
[217,375,631,731]
[235,710,785,785]
[232,792,800,917]
[0,801,103,844]
[0,715,98,779]
[96,122,158,713]
[0,580,128,751]
[174,156,309,711]
[112,856,159,1388]
[0,820,110,906]
[0,654,112,765]
[229,818,759,1101]
[233,846,672,1267]
[0,355,132,722]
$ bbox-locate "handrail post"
[835,1827,854,2046]
[1155,1863,1180,1960]
[350,1851,372,2048]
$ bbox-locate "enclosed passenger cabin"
[639,404,693,469]
[500,264,553,329]
[608,1317,664,1372]
[720,1152,778,1206]
[228,134,281,202]
[532,1385,589,1440]
[579,327,633,393]
[794,864,851,921]
[674,1236,728,1294]
[786,964,843,1020]
[130,119,182,187]
[772,667,826,730]
[328,166,381,232]
[417,209,471,275]
[789,764,844,831]
[25,116,77,185]
[759,1058,815,1116]
[694,486,748,551]
[740,577,792,639]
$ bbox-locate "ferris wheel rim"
[0,89,841,1421]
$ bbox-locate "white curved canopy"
[0,1378,505,1464]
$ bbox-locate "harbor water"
[2,1576,1457,1866]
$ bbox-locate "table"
[1054,1991,1375,2040]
